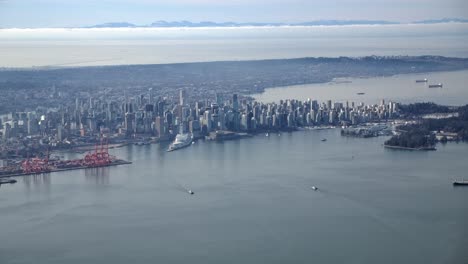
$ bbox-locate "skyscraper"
[216,93,223,106]
[179,89,186,106]
[148,88,154,104]
[232,94,239,111]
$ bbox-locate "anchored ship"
[453,180,468,186]
[0,178,17,185]
[415,79,428,83]
[428,83,443,88]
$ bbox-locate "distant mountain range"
[87,18,468,28]
[413,18,468,24]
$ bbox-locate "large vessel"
[415,79,428,83]
[428,83,443,88]
[167,133,193,152]
[453,180,468,186]
[0,178,17,185]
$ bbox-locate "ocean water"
[1,23,468,67]
[1,130,467,264]
[253,69,468,106]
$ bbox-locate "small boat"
[0,178,17,185]
[188,190,194,195]
[428,83,443,88]
[415,79,428,83]
[357,92,365,95]
[453,181,468,186]
[321,138,327,142]
[311,186,318,191]
[266,133,269,137]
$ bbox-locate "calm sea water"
[1,129,468,264]
[253,69,468,106]
[1,23,468,67]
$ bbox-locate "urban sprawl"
[1,88,399,160]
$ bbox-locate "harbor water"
[1,129,467,264]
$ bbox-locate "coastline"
[383,144,436,151]
[0,159,132,178]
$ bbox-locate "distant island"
[85,18,468,28]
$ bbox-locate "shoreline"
[1,55,467,71]
[383,144,436,151]
[0,159,132,178]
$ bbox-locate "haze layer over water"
[1,23,468,67]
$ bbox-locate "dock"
[0,159,131,178]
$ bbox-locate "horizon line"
[1,18,468,29]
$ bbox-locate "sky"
[0,0,467,28]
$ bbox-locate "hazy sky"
[0,0,467,28]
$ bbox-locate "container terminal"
[0,140,131,178]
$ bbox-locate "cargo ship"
[428,83,443,88]
[415,79,428,83]
[453,180,468,186]
[0,178,17,185]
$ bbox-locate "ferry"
[428,83,443,88]
[167,133,193,152]
[415,79,428,83]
